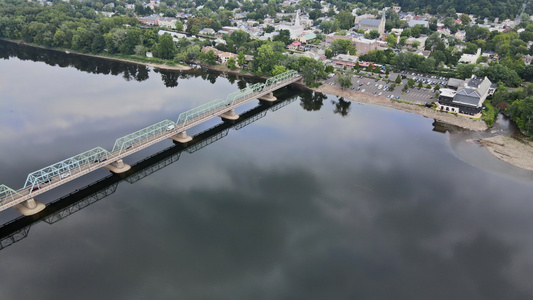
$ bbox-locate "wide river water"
[1,41,533,300]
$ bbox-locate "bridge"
[0,70,301,216]
[0,94,299,251]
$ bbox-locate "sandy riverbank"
[314,84,488,131]
[477,135,533,171]
[315,84,533,172]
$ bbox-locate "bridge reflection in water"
[0,94,299,251]
[0,70,301,215]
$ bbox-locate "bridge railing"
[23,147,111,193]
[0,185,22,206]
[1,70,301,210]
[112,120,176,154]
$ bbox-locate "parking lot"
[324,73,439,104]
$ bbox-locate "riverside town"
[1,0,533,299]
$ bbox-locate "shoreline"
[314,84,533,172]
[314,84,488,131]
[0,39,192,71]
[3,39,533,172]
[476,135,533,171]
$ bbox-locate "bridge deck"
[0,75,301,212]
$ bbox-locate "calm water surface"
[1,41,533,300]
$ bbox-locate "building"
[138,15,159,26]
[158,17,177,29]
[287,41,302,51]
[356,12,386,34]
[438,75,496,115]
[356,18,385,34]
[199,28,216,35]
[459,48,481,64]
[353,38,382,55]
[407,19,429,28]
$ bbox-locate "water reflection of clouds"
[2,55,533,299]
[0,60,235,146]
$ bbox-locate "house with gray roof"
[438,75,496,115]
[356,14,386,34]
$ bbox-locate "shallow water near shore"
[2,41,533,300]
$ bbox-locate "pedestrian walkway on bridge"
[0,70,302,216]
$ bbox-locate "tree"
[337,70,352,89]
[252,42,284,75]
[335,10,355,30]
[227,57,237,70]
[273,29,292,45]
[200,49,217,65]
[460,14,472,25]
[329,39,356,55]
[272,65,288,76]
[395,74,402,84]
[237,51,245,67]
[309,9,323,20]
[156,34,177,59]
[408,78,415,87]
[368,30,380,39]
[300,58,326,86]
[385,33,396,47]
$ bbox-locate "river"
[1,41,533,300]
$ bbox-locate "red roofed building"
[288,41,302,51]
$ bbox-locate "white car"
[60,173,70,179]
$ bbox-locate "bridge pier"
[219,109,239,120]
[104,159,131,173]
[14,198,45,216]
[170,131,193,143]
[258,92,277,102]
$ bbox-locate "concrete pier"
[219,109,239,120]
[14,198,45,216]
[170,131,193,143]
[258,92,277,102]
[104,159,131,173]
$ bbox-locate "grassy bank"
[482,101,498,127]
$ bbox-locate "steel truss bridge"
[0,95,299,250]
[0,70,301,215]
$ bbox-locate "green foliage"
[227,57,237,70]
[251,41,285,75]
[299,57,326,86]
[272,65,288,76]
[272,29,292,45]
[335,10,354,30]
[328,39,356,56]
[237,51,245,67]
[336,70,353,89]
[155,34,177,59]
[395,74,402,84]
[482,101,498,127]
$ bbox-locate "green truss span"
[1,70,300,201]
